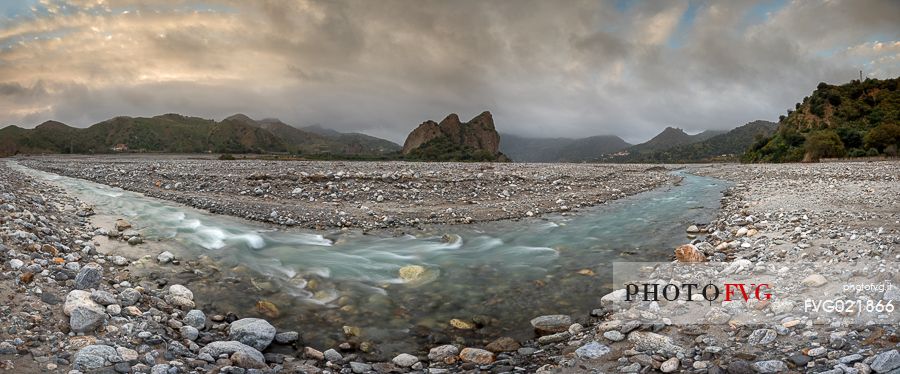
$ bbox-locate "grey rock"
[747,329,777,345]
[8,259,24,270]
[157,251,175,264]
[64,290,107,333]
[627,331,684,357]
[198,341,264,365]
[537,331,569,344]
[871,350,900,373]
[392,353,418,367]
[529,314,572,334]
[274,331,299,344]
[574,341,610,359]
[183,309,207,330]
[603,330,625,342]
[118,287,141,306]
[324,348,342,362]
[727,360,754,374]
[751,360,787,373]
[74,263,103,290]
[350,362,372,373]
[180,325,199,341]
[0,342,15,355]
[74,345,120,370]
[229,318,276,351]
[90,290,117,306]
[428,345,459,362]
[168,284,193,300]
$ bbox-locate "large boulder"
[228,318,276,351]
[64,290,107,333]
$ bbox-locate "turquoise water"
[12,162,728,357]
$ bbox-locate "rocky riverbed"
[1,159,898,374]
[16,155,672,231]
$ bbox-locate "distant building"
[112,144,128,152]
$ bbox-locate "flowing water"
[12,162,728,357]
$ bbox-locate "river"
[11,161,728,358]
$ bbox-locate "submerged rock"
[428,345,459,363]
[530,314,572,335]
[398,265,426,282]
[459,347,494,364]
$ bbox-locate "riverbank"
[16,155,673,231]
[535,161,899,373]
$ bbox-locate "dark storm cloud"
[0,0,898,143]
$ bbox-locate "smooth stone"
[801,274,827,287]
[391,353,418,368]
[229,318,276,351]
[529,314,572,334]
[183,309,206,330]
[180,325,199,341]
[661,357,679,373]
[323,348,342,363]
[459,347,494,364]
[157,251,175,264]
[350,362,372,373]
[428,345,459,362]
[751,360,788,373]
[274,331,299,344]
[198,341,264,366]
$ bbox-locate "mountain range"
[499,124,772,163]
[0,114,401,157]
[0,112,784,163]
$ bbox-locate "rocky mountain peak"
[401,111,505,161]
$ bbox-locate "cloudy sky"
[1,0,898,143]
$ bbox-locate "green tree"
[863,123,900,152]
[804,130,846,161]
